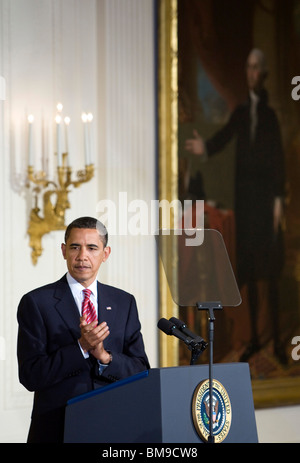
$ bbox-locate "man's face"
[246,52,265,93]
[61,228,111,287]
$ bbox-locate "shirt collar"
[66,272,98,299]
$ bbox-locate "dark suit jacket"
[17,275,150,442]
[205,89,285,283]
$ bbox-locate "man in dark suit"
[17,216,150,443]
[185,49,285,362]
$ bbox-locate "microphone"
[169,316,208,350]
[169,316,201,339]
[157,318,194,346]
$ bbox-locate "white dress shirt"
[66,272,98,318]
[66,273,108,374]
[66,272,98,359]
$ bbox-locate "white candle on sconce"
[64,116,70,164]
[87,112,93,165]
[28,114,34,166]
[55,114,62,166]
[81,112,89,165]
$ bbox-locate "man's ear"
[103,246,111,263]
[61,243,67,259]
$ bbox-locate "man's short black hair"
[64,217,108,247]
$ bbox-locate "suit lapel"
[97,282,117,327]
[52,278,117,340]
[53,275,81,339]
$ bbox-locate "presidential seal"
[192,379,232,443]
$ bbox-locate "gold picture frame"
[157,0,180,367]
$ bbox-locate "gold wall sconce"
[26,103,94,265]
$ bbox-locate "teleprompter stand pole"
[196,301,222,444]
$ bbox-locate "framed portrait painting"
[157,0,300,407]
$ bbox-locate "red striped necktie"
[82,288,98,324]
